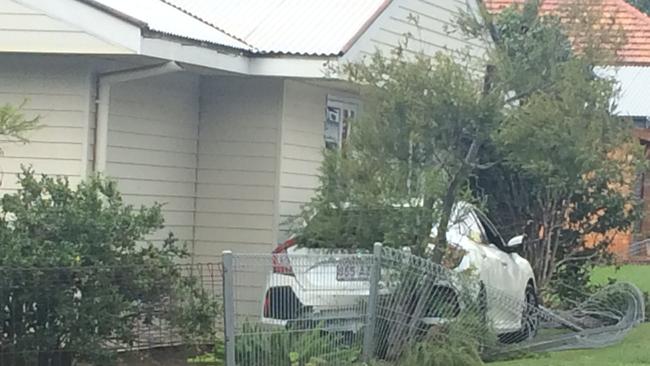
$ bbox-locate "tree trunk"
[430,175,462,263]
[523,197,564,293]
[431,140,480,264]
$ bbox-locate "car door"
[443,206,493,286]
[474,210,523,331]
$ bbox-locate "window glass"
[325,96,359,150]
[475,210,505,247]
[445,204,483,244]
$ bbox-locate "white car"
[262,203,538,340]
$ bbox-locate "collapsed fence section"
[0,262,223,366]
[226,244,539,364]
[225,244,646,365]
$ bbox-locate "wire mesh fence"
[0,261,223,366]
[226,244,645,365]
[229,252,368,366]
[0,247,644,365]
[629,238,650,259]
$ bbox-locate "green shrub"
[0,168,219,365]
[397,318,486,366]
[190,321,361,366]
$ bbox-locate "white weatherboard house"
[0,0,485,257]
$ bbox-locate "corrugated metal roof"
[92,0,250,50]
[160,0,389,56]
[597,66,650,116]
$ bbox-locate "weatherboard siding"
[0,0,129,54]
[277,80,359,241]
[345,0,485,62]
[0,55,91,194]
[106,73,200,243]
[195,76,283,257]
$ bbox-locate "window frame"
[325,95,360,150]
[473,208,507,251]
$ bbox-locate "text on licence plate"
[336,259,371,281]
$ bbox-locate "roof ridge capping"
[158,0,393,57]
[157,0,256,51]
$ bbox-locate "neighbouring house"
[485,0,650,260]
[0,0,485,258]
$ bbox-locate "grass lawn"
[488,323,650,366]
[490,264,650,365]
[591,265,650,293]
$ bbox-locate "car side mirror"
[507,235,524,248]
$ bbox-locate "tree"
[290,46,507,361]
[291,0,642,360]
[465,0,643,294]
[0,169,218,365]
[294,48,501,264]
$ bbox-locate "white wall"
[0,55,92,194]
[0,54,362,256]
[277,80,360,241]
[277,80,325,241]
[195,76,283,257]
[344,0,486,62]
[106,72,199,244]
[0,0,131,54]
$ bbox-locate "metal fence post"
[222,251,236,366]
[363,242,382,362]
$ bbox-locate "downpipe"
[93,61,183,173]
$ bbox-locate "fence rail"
[224,244,644,365]
[0,261,223,366]
[629,238,650,259]
[0,247,645,365]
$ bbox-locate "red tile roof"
[483,0,650,64]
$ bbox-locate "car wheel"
[502,282,539,343]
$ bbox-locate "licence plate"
[336,258,371,281]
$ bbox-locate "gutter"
[93,61,183,173]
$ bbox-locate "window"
[325,96,359,149]
[474,209,506,248]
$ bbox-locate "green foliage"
[495,62,629,187]
[488,3,572,99]
[467,0,644,293]
[490,323,650,366]
[397,317,489,366]
[188,340,226,365]
[0,168,219,365]
[301,0,640,293]
[192,321,361,366]
[0,101,40,153]
[296,1,641,358]
[591,265,650,321]
[295,50,500,257]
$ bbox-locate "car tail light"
[272,238,296,276]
